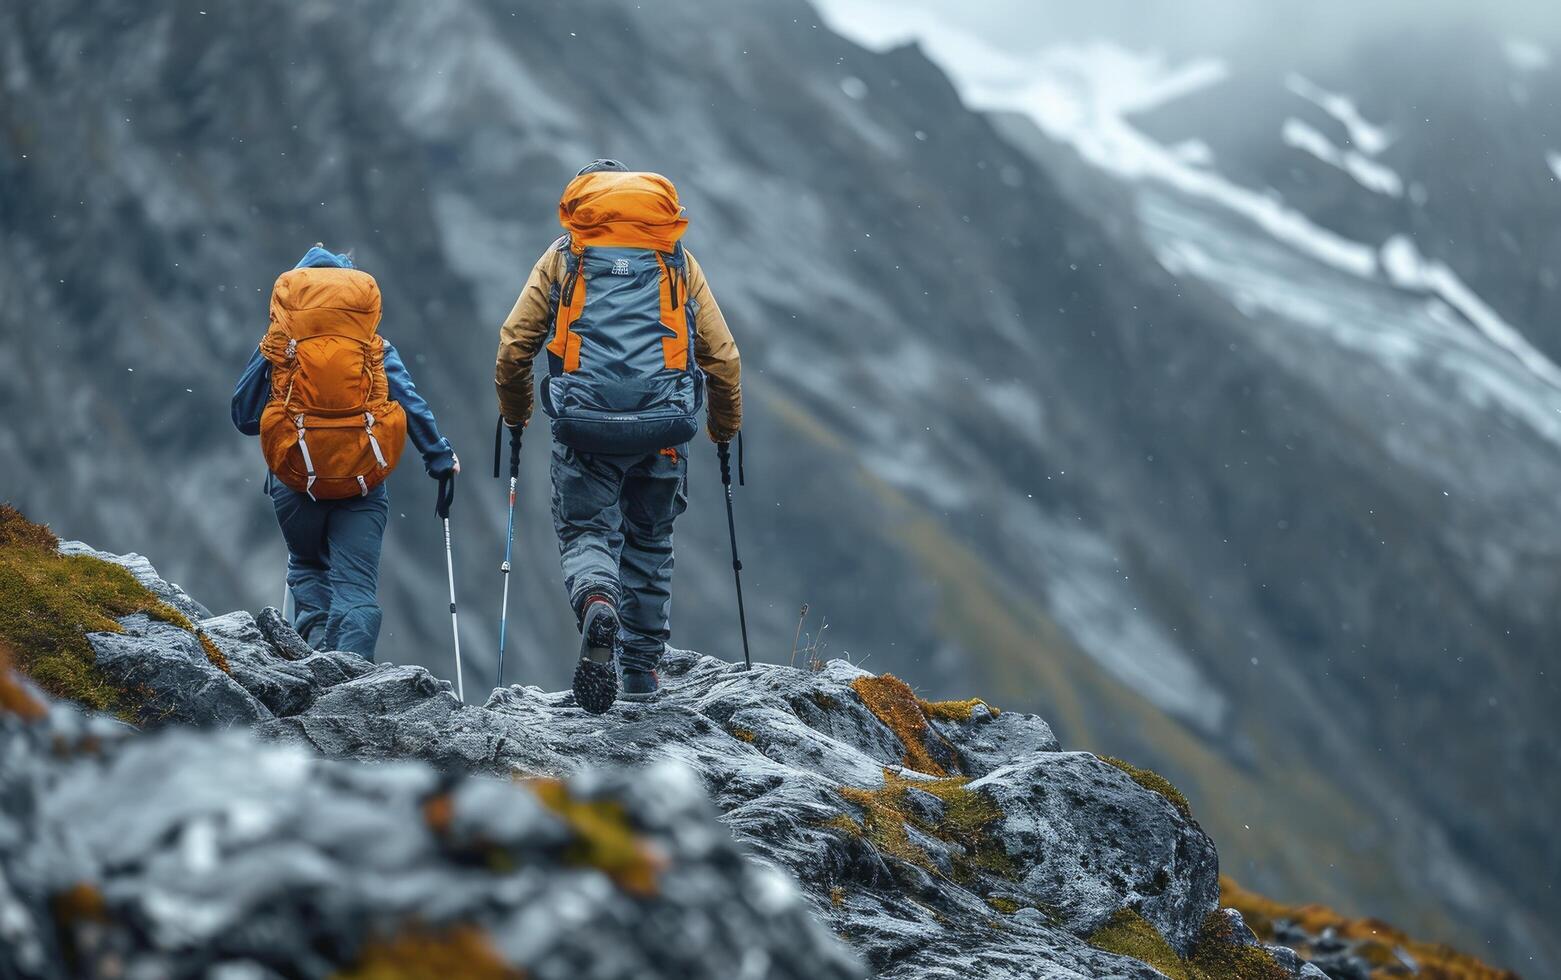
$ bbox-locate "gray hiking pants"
[550,442,689,672]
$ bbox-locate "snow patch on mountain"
[1548,151,1561,183]
[1281,117,1403,197]
[818,5,1561,404]
[1283,73,1395,156]
[1040,519,1230,735]
[1380,235,1561,391]
[1503,38,1552,73]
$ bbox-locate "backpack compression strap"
[546,240,586,372]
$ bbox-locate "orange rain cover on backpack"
[258,267,407,499]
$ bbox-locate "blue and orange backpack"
[541,171,705,454]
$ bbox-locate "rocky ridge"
[0,535,1332,979]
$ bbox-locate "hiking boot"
[572,596,619,714]
[620,668,660,702]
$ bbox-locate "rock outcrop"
[0,539,1334,979]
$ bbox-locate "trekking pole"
[717,435,752,670]
[436,473,465,702]
[493,418,522,690]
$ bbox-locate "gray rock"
[200,611,320,716]
[255,606,315,661]
[1218,906,1261,946]
[0,710,862,980]
[89,615,269,727]
[968,752,1220,953]
[4,549,1328,980]
[952,708,1063,775]
[292,649,376,688]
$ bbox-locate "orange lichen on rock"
[422,792,455,836]
[0,640,46,720]
[849,674,958,776]
[333,925,523,980]
[529,777,666,897]
[1220,876,1518,980]
[51,882,108,924]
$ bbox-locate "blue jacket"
[231,247,456,478]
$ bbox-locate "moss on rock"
[1099,756,1193,822]
[1090,907,1291,980]
[1089,908,1193,979]
[830,768,1012,884]
[849,674,959,776]
[919,696,999,722]
[1220,875,1520,980]
[0,505,228,719]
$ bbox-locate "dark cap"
[577,159,629,176]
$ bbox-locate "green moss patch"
[919,696,999,722]
[830,768,1013,883]
[1188,911,1294,980]
[1090,908,1292,980]
[0,504,227,719]
[1099,756,1193,822]
[1090,908,1193,979]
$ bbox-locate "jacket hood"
[293,245,355,270]
[558,171,687,251]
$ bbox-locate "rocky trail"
[3,519,1503,978]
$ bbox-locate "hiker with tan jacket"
[495,160,741,713]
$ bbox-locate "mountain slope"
[0,1,1554,973]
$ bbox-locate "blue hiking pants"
[550,443,689,672]
[269,480,389,661]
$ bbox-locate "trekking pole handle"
[718,440,733,487]
[493,417,503,479]
[508,425,523,479]
[436,472,456,519]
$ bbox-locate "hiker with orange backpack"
[232,246,459,662]
[495,160,742,713]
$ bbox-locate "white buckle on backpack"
[294,414,317,500]
[357,475,369,497]
[365,412,388,469]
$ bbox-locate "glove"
[427,450,460,480]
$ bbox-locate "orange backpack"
[258,267,407,499]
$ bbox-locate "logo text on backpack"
[610,258,632,276]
